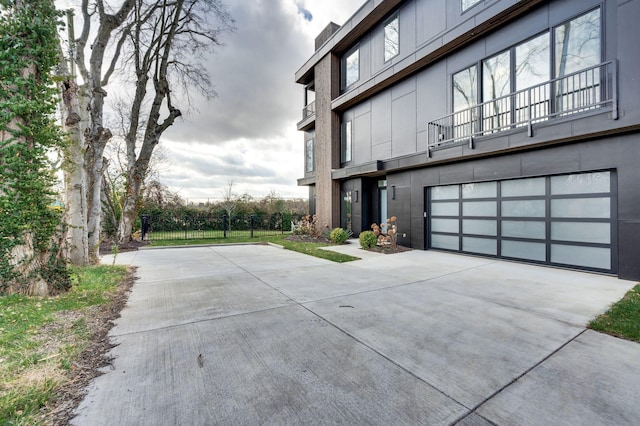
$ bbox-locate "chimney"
[315,22,341,50]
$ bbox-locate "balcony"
[297,100,316,131]
[427,61,618,154]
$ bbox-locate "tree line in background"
[113,180,308,232]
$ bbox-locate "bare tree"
[102,97,169,239]
[60,0,137,262]
[116,0,234,243]
[219,179,238,221]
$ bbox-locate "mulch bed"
[362,244,412,254]
[285,234,410,254]
[99,239,149,256]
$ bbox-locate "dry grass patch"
[0,265,135,425]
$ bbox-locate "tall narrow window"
[343,47,360,88]
[554,8,601,114]
[341,190,353,232]
[305,138,314,172]
[384,15,399,62]
[452,65,478,139]
[482,50,511,132]
[341,121,352,163]
[555,8,601,77]
[515,33,550,122]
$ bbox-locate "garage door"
[427,171,616,273]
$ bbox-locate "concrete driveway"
[73,243,640,425]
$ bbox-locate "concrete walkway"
[73,242,640,425]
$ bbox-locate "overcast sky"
[159,0,367,202]
[148,0,369,202]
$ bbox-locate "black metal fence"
[141,212,304,241]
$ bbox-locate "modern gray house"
[295,0,640,281]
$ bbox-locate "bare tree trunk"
[116,0,186,243]
[73,0,136,260]
[86,130,111,261]
[9,235,49,296]
[118,170,144,243]
[60,79,90,266]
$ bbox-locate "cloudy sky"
[55,0,364,202]
[159,0,367,202]
[106,0,366,202]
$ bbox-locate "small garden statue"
[371,216,404,249]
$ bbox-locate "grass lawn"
[0,265,130,425]
[150,234,361,263]
[589,284,640,343]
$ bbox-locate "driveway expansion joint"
[452,328,589,424]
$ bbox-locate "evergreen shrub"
[359,230,378,249]
[329,227,349,244]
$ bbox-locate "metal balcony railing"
[427,61,618,153]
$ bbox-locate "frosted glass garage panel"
[502,240,546,261]
[463,219,497,236]
[551,171,610,195]
[501,220,546,239]
[462,201,497,216]
[431,185,459,200]
[431,218,459,233]
[462,181,497,199]
[431,234,459,250]
[502,177,546,197]
[502,200,546,217]
[551,222,610,244]
[463,237,497,255]
[431,202,459,216]
[551,198,610,218]
[551,244,611,270]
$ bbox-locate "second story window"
[453,65,478,138]
[450,8,601,137]
[555,8,601,114]
[555,8,600,77]
[384,14,399,62]
[482,50,511,131]
[342,46,360,89]
[341,121,352,163]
